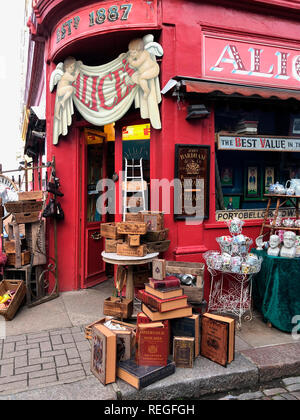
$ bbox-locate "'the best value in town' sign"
[217,134,300,152]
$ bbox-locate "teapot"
[270,182,286,195]
[285,179,300,196]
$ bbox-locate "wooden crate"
[140,211,164,231]
[125,213,143,222]
[14,212,40,224]
[143,240,170,253]
[117,221,147,235]
[0,280,26,321]
[144,228,169,242]
[100,223,123,240]
[25,221,47,266]
[18,191,43,201]
[103,297,133,319]
[5,201,43,214]
[7,251,31,267]
[117,242,147,257]
[4,240,16,254]
[105,239,123,253]
[127,234,140,247]
[166,261,205,303]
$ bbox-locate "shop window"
[214,99,300,218]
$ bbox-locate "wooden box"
[140,211,164,231]
[100,222,122,240]
[144,228,169,242]
[4,240,16,254]
[25,221,47,266]
[18,191,43,201]
[127,234,140,247]
[125,213,143,222]
[14,212,40,224]
[103,297,133,319]
[143,240,170,253]
[105,238,123,253]
[0,280,26,321]
[117,242,147,257]
[117,221,147,235]
[166,261,205,304]
[7,251,31,267]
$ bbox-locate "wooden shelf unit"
[260,194,300,237]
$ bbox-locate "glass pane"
[87,143,103,223]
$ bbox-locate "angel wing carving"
[49,62,64,92]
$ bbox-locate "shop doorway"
[81,127,115,288]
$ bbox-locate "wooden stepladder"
[122,158,147,221]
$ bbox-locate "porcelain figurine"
[267,234,281,257]
[280,231,297,258]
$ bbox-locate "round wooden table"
[101,251,159,300]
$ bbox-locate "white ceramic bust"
[255,235,266,250]
[280,231,297,258]
[267,234,281,256]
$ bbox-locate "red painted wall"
[41,0,300,292]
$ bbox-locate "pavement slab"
[116,353,258,400]
[241,342,300,382]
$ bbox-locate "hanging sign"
[203,34,300,90]
[122,124,151,140]
[217,134,300,152]
[50,34,163,145]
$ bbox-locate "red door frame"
[79,126,108,288]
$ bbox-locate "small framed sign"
[244,165,261,200]
[220,167,233,187]
[174,144,210,220]
[264,166,275,194]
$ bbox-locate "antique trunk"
[117,221,147,235]
[103,297,133,319]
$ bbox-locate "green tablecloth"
[252,249,300,333]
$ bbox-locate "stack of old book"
[235,120,258,135]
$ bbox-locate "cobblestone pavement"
[0,326,92,395]
[214,376,300,400]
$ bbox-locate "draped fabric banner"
[50,34,163,145]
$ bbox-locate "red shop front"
[31,0,300,295]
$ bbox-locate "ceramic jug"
[286,179,300,196]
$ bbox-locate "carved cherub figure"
[127,37,162,98]
[50,57,82,119]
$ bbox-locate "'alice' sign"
[217,134,300,152]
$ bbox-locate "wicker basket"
[5,201,43,214]
[0,280,26,321]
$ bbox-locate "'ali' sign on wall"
[203,34,300,90]
[50,34,163,145]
